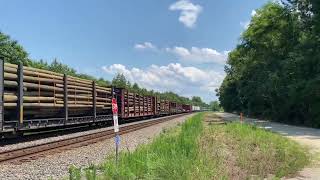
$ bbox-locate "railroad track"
[0,113,189,165]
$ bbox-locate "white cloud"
[133,42,229,65]
[166,46,228,64]
[102,63,225,102]
[134,42,156,50]
[251,10,257,17]
[169,0,202,28]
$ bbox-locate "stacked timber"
[156,97,161,114]
[170,102,177,114]
[159,99,170,114]
[122,90,154,117]
[3,63,112,119]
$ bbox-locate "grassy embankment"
[69,113,309,179]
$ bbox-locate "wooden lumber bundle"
[122,90,154,116]
[3,62,112,119]
[156,98,161,113]
[159,100,170,114]
[170,102,177,113]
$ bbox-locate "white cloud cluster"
[102,63,225,100]
[133,42,229,65]
[166,46,228,64]
[134,42,156,50]
[169,0,202,28]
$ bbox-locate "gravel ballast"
[0,114,194,180]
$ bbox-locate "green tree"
[209,101,221,112]
[96,77,110,87]
[112,73,128,88]
[218,1,320,127]
[191,96,208,107]
[0,31,30,65]
[49,58,77,75]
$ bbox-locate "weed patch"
[200,118,310,179]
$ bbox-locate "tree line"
[0,31,216,108]
[218,0,320,127]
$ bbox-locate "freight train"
[0,60,195,136]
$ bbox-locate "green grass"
[69,113,210,180]
[200,119,310,179]
[100,113,208,179]
[68,113,309,179]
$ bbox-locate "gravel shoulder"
[216,112,320,180]
[0,114,194,180]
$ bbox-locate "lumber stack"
[170,102,177,114]
[159,99,170,114]
[3,63,112,119]
[122,90,154,117]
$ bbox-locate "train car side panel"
[182,104,192,112]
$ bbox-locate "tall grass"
[225,123,309,177]
[101,113,206,179]
[200,121,310,179]
[68,113,309,179]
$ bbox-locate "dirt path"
[216,112,320,180]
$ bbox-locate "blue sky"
[0,0,269,103]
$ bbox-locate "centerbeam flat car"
[0,60,193,136]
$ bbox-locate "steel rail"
[0,113,190,164]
